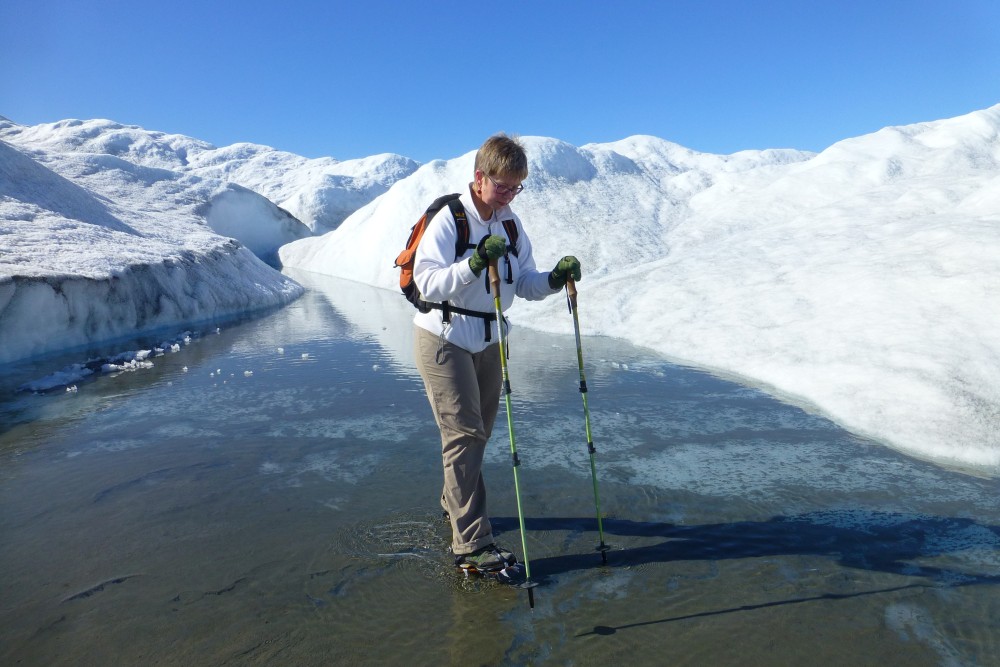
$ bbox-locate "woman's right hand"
[469,234,507,275]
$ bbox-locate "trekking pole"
[489,260,538,609]
[566,277,609,564]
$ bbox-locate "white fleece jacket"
[412,186,557,353]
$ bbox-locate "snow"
[0,118,420,233]
[280,106,1000,475]
[0,119,305,364]
[3,105,1000,475]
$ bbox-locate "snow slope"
[0,124,303,364]
[0,118,419,233]
[4,105,999,474]
[281,106,1000,474]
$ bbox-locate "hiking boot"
[455,544,517,572]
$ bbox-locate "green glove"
[468,234,507,276]
[548,256,582,289]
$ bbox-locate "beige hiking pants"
[414,325,503,556]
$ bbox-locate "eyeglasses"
[487,174,524,196]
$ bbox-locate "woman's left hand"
[549,256,582,289]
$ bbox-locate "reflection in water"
[1,273,999,666]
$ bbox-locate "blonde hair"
[475,133,528,181]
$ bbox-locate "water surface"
[1,271,998,666]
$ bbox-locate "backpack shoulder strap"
[500,218,520,257]
[447,197,473,260]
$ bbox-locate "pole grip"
[566,277,578,308]
[488,260,501,295]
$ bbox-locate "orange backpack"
[394,194,470,312]
[394,194,519,339]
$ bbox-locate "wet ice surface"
[1,273,999,666]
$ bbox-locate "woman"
[413,133,581,572]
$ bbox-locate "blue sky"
[2,0,999,162]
